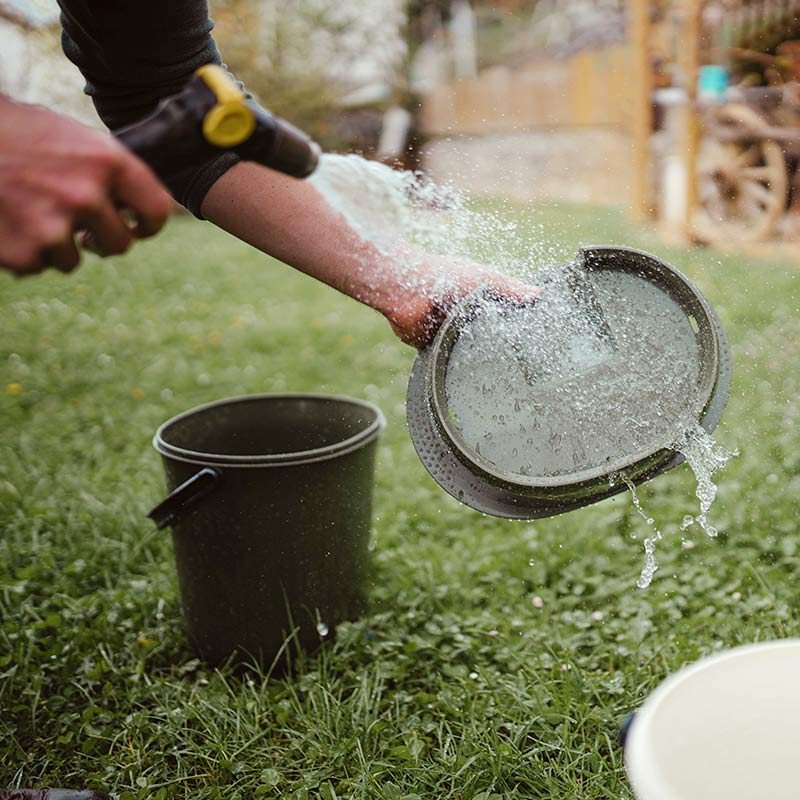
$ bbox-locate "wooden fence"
[420,45,634,136]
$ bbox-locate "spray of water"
[612,473,663,589]
[310,154,554,284]
[674,423,739,538]
[309,152,737,588]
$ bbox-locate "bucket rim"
[624,639,800,800]
[153,393,386,468]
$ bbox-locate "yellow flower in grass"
[131,387,145,400]
[7,383,22,396]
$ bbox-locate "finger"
[112,154,172,239]
[499,280,540,304]
[2,255,45,276]
[42,237,81,273]
[0,238,45,276]
[417,280,540,349]
[484,282,541,309]
[79,201,134,257]
[473,271,541,304]
[8,262,46,277]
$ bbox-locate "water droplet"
[673,424,737,539]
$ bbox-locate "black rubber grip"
[115,76,220,177]
[115,76,320,179]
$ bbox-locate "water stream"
[613,473,663,590]
[310,153,548,283]
[675,423,739,538]
[620,423,738,589]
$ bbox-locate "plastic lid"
[406,247,731,518]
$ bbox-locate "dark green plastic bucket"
[148,394,385,668]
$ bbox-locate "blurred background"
[3,0,800,249]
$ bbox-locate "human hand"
[0,96,172,276]
[381,255,540,349]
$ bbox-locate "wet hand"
[382,257,540,349]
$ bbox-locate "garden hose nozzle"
[114,64,320,179]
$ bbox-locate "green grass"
[2,203,800,799]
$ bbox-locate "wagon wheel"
[695,104,787,243]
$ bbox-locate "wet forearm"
[200,160,399,317]
[200,160,537,348]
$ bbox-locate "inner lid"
[436,259,713,485]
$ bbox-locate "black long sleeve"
[57,0,240,216]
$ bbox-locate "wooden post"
[630,0,652,220]
[682,0,703,237]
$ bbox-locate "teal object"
[149,394,385,668]
[698,65,729,100]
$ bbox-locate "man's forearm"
[200,161,399,319]
[200,161,537,348]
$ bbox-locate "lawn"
[2,203,800,799]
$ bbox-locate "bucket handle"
[148,467,222,530]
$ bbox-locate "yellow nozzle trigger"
[196,64,255,148]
